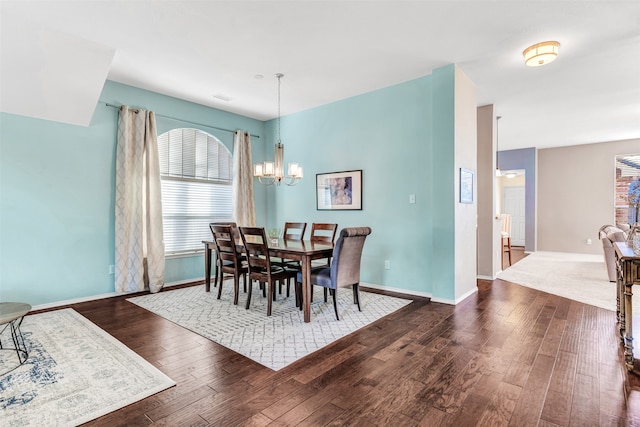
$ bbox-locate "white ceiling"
[1,1,639,150]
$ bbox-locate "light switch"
[409,194,416,204]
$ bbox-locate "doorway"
[503,186,525,246]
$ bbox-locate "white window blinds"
[158,128,233,254]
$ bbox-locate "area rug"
[128,283,412,371]
[497,251,640,311]
[0,308,175,426]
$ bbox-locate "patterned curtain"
[232,131,256,227]
[115,106,165,293]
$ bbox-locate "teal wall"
[0,81,264,305]
[262,66,457,299]
[430,65,457,301]
[1,66,461,306]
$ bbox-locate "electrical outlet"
[586,238,592,245]
[384,260,391,270]
[409,194,416,204]
[109,265,115,275]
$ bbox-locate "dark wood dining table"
[203,238,334,322]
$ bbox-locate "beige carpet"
[497,251,639,312]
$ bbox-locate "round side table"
[0,302,31,375]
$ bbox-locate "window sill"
[165,250,204,260]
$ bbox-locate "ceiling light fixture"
[253,73,303,186]
[523,41,560,67]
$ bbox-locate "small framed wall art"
[459,168,474,204]
[316,170,363,210]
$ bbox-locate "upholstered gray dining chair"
[296,226,372,320]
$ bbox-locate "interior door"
[503,186,526,246]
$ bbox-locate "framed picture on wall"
[316,170,363,210]
[460,168,474,204]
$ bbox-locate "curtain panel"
[232,131,256,227]
[115,106,165,293]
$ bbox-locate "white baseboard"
[361,282,432,299]
[477,274,497,280]
[31,277,207,311]
[34,276,479,311]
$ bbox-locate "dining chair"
[239,226,298,316]
[296,226,372,320]
[208,222,243,289]
[310,223,338,267]
[209,224,248,305]
[276,222,308,296]
[500,213,512,269]
[283,222,307,240]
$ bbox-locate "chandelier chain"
[277,73,282,143]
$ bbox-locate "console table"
[614,242,640,371]
[0,302,31,375]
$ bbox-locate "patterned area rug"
[128,283,412,370]
[0,309,175,426]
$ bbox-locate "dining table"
[203,238,334,322]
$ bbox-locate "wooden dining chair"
[500,213,512,269]
[239,227,298,316]
[209,224,248,305]
[208,222,243,289]
[310,223,338,266]
[205,222,240,292]
[276,222,308,295]
[283,222,307,240]
[296,227,372,320]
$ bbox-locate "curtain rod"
[104,103,260,139]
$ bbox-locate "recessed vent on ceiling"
[212,93,233,102]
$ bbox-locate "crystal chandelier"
[253,73,303,186]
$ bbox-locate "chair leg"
[324,288,328,303]
[353,283,361,311]
[295,281,303,310]
[217,273,224,299]
[267,282,274,316]
[233,274,240,305]
[213,259,218,289]
[507,237,512,266]
[245,279,253,309]
[332,289,339,321]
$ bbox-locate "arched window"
[158,128,233,254]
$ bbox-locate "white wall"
[454,66,478,301]
[476,105,499,279]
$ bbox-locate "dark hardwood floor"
[33,249,640,426]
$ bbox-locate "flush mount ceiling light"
[523,41,560,67]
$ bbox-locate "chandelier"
[253,73,303,186]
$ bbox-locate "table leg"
[204,243,212,292]
[619,269,626,341]
[9,318,28,364]
[625,282,635,371]
[302,255,312,323]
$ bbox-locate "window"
[615,153,640,225]
[158,128,233,255]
